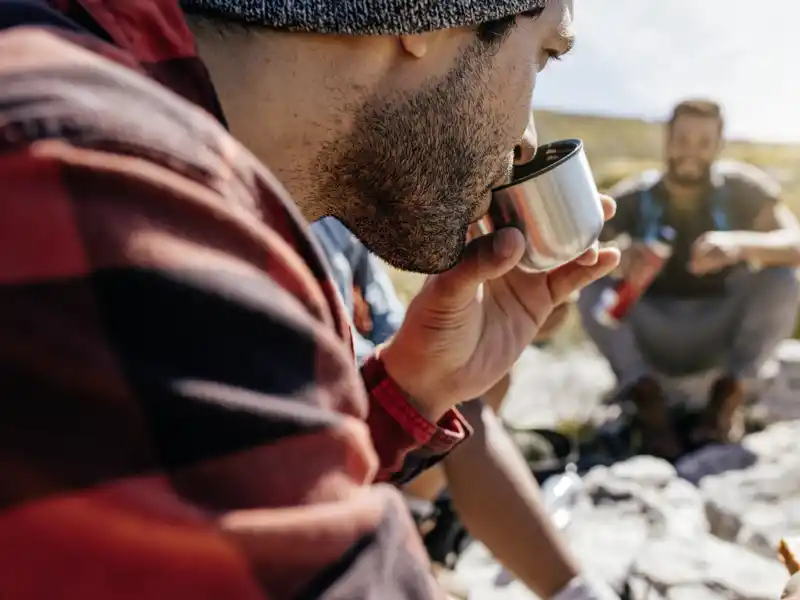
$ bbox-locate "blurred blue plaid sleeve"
[352,252,406,363]
[311,218,406,363]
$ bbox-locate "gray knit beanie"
[181,0,548,35]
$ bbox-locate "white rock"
[633,536,785,600]
[609,456,677,488]
[501,345,615,428]
[455,346,798,600]
[702,454,800,559]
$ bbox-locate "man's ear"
[400,35,429,58]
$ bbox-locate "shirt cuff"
[361,354,471,482]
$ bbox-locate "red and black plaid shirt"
[0,1,470,598]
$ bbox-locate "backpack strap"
[709,184,731,231]
[638,187,664,243]
[638,180,731,240]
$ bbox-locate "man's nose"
[514,117,537,164]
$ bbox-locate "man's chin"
[668,163,712,188]
[342,213,470,275]
[381,247,462,275]
[375,234,466,275]
[669,173,709,187]
[470,190,493,224]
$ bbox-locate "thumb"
[431,228,525,307]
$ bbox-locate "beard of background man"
[666,155,714,188]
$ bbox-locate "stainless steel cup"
[473,138,604,272]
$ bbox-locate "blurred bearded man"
[579,99,800,460]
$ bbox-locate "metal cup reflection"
[473,139,604,273]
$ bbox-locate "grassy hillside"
[386,110,800,320]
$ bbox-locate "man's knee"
[733,268,800,349]
[760,266,800,299]
[744,267,800,308]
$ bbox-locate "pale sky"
[534,0,800,143]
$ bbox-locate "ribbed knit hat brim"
[181,0,548,35]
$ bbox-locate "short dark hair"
[477,15,516,43]
[477,7,545,45]
[668,99,724,133]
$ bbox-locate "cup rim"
[493,138,584,192]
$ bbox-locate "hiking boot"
[626,376,682,461]
[693,375,745,445]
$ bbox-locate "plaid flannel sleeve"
[362,356,472,484]
[0,28,449,600]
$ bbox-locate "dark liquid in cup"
[509,141,578,183]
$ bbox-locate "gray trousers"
[578,267,800,388]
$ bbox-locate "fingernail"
[584,246,599,265]
[493,229,517,259]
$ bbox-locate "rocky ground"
[452,345,800,600]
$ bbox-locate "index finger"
[547,247,620,304]
[600,194,616,221]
